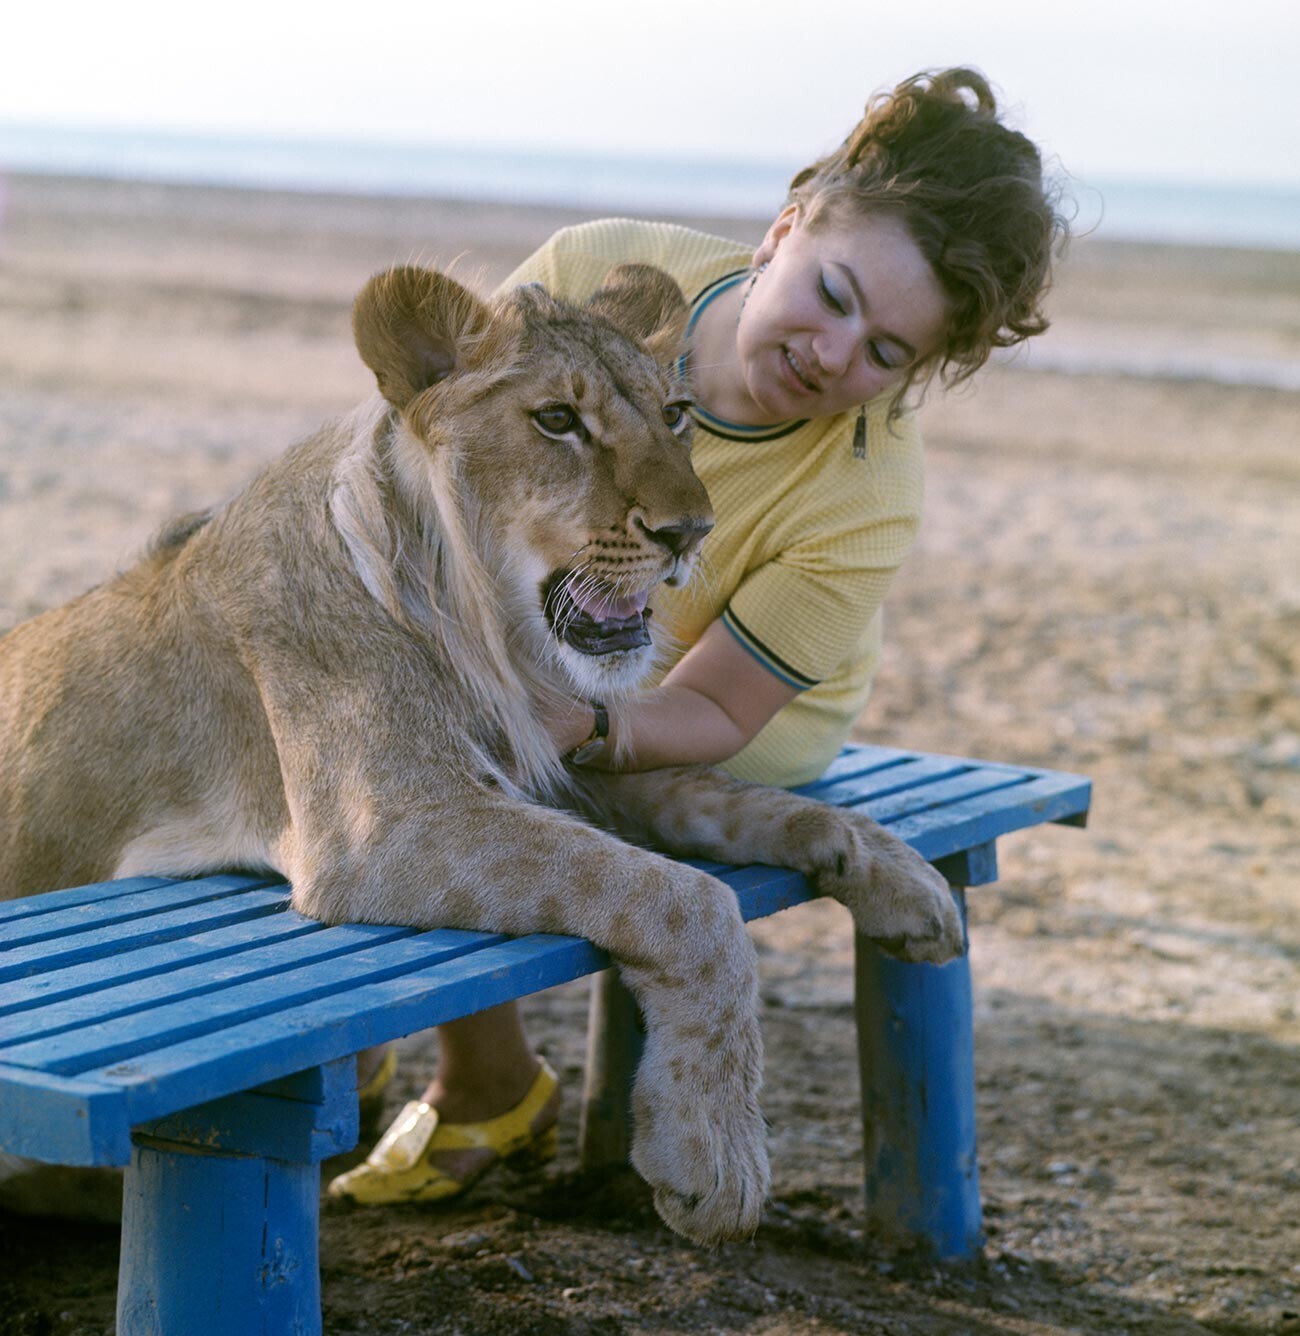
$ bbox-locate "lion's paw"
[628,1048,770,1246]
[817,817,966,965]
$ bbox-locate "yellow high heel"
[327,1059,560,1206]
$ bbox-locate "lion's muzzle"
[543,575,654,656]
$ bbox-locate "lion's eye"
[663,401,692,433]
[533,405,583,438]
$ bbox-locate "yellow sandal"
[328,1059,560,1206]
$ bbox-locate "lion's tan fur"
[0,263,964,1244]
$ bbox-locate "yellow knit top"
[501,219,923,787]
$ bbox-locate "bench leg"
[114,1060,357,1336]
[855,887,983,1260]
[579,967,643,1170]
[117,1138,322,1336]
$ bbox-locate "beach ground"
[0,174,1297,1336]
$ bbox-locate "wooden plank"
[815,754,975,810]
[135,1055,357,1163]
[0,912,321,1018]
[86,933,608,1127]
[814,744,1091,825]
[861,767,1030,825]
[794,744,916,793]
[889,771,1093,862]
[933,841,1000,888]
[0,885,291,984]
[0,872,281,949]
[0,1062,133,1165]
[254,1058,358,1106]
[727,864,814,919]
[63,866,826,1133]
[0,875,177,926]
[0,921,416,1047]
[0,927,511,1076]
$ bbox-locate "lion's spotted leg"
[567,766,966,965]
[284,792,768,1245]
[616,923,769,1243]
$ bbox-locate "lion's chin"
[555,638,656,700]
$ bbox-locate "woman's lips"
[780,345,820,395]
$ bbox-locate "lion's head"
[344,263,713,708]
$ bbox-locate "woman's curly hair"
[788,67,1069,397]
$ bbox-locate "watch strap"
[568,700,609,765]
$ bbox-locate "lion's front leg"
[567,766,965,965]
[281,787,768,1245]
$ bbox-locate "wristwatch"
[568,700,609,765]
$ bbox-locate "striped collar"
[680,271,807,444]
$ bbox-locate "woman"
[328,66,1066,1205]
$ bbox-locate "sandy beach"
[1,171,1297,1336]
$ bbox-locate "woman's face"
[733,204,950,424]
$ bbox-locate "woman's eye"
[868,341,902,371]
[818,276,846,314]
[533,405,581,436]
[662,401,691,432]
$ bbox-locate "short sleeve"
[724,523,916,688]
[719,408,923,688]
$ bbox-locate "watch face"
[570,736,608,766]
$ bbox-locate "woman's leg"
[422,1001,541,1119]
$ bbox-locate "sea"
[2,122,1299,252]
[3,123,1298,392]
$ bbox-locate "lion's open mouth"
[543,572,653,656]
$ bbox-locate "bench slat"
[0,885,291,983]
[0,1062,134,1165]
[87,933,612,1128]
[0,873,277,948]
[21,869,814,1137]
[0,875,178,926]
[1,856,812,1077]
[0,927,511,1076]
[811,755,975,809]
[0,911,319,1018]
[890,770,1092,861]
[864,767,1030,824]
[795,745,917,791]
[0,920,417,1047]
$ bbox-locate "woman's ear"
[753,204,801,268]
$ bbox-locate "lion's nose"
[635,516,714,558]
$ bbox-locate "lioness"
[0,261,963,1244]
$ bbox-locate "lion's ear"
[586,264,689,366]
[352,266,493,411]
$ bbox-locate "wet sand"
[1,172,1297,1335]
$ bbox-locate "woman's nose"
[812,324,857,379]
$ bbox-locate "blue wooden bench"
[0,743,1089,1335]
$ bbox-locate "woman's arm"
[552,618,799,771]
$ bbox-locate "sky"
[3,0,1299,189]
